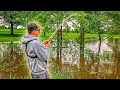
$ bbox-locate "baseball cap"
[27,22,42,31]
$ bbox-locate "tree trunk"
[10,15,13,35]
[11,22,13,35]
[80,26,85,69]
[113,39,120,78]
[44,30,46,36]
[59,26,62,64]
[43,19,46,36]
[95,21,101,77]
[57,23,60,64]
[79,26,86,79]
[98,26,101,57]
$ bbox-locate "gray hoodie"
[21,35,49,75]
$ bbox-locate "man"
[21,22,50,79]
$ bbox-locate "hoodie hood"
[21,35,37,44]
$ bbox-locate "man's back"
[21,35,50,79]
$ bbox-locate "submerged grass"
[50,73,68,79]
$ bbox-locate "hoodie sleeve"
[33,40,50,62]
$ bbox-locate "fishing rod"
[44,14,81,44]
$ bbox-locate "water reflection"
[0,38,119,79]
[49,38,120,79]
[0,42,31,79]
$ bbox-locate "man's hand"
[43,40,50,48]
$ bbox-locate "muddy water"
[0,41,31,79]
[49,38,120,79]
[0,38,120,79]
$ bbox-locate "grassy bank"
[0,28,120,42]
[0,28,27,42]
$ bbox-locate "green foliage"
[0,11,120,37]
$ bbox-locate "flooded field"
[49,38,120,79]
[0,41,31,79]
[0,38,120,79]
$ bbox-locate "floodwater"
[49,38,120,79]
[0,38,120,79]
[0,41,31,79]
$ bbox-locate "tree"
[1,11,29,35]
[0,11,44,35]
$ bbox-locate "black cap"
[27,22,38,31]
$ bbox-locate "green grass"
[0,28,27,42]
[62,33,79,38]
[50,73,68,79]
[0,28,120,42]
[85,34,97,39]
[113,35,120,38]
